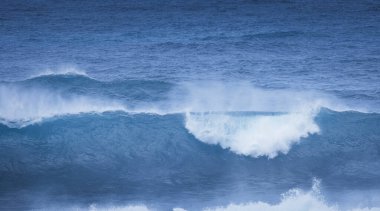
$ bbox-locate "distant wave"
[241,31,303,40]
[200,31,304,42]
[30,66,88,78]
[0,73,173,127]
[0,84,127,127]
[84,205,150,211]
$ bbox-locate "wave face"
[0,74,379,210]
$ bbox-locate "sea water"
[0,0,379,210]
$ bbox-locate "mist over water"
[0,0,379,210]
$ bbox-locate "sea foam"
[185,111,319,158]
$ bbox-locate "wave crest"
[180,82,326,158]
[31,66,88,78]
[0,85,125,127]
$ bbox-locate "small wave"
[202,180,380,211]
[40,204,151,211]
[88,205,150,211]
[30,66,88,79]
[241,31,303,40]
[52,180,380,211]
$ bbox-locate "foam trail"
[0,85,125,127]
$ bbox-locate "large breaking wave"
[0,72,353,158]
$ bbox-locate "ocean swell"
[0,75,368,159]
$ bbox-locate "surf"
[0,75,375,159]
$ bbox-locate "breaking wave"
[0,74,374,159]
[51,180,380,211]
[30,66,88,78]
[185,111,319,158]
[202,180,380,211]
[0,74,379,209]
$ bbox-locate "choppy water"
[0,0,379,210]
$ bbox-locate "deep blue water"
[0,0,380,210]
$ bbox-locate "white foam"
[203,179,334,211]
[185,111,319,158]
[200,179,380,211]
[0,85,126,127]
[88,204,150,211]
[66,180,380,211]
[166,81,340,113]
[178,82,333,158]
[32,66,88,78]
[80,202,380,211]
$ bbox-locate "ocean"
[0,0,379,210]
